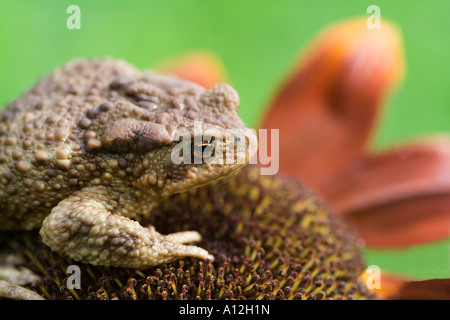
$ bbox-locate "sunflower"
[4,165,372,300]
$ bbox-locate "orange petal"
[389,278,450,300]
[155,51,227,89]
[364,272,450,300]
[348,194,450,247]
[259,18,404,188]
[322,136,450,247]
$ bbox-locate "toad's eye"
[191,137,216,162]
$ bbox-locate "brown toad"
[0,58,257,273]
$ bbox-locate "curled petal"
[155,51,227,89]
[259,18,404,188]
[389,278,450,300]
[340,193,450,247]
[364,271,450,300]
[322,136,450,247]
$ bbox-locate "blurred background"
[0,0,449,280]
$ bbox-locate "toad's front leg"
[39,187,213,270]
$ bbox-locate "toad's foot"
[0,254,44,300]
[39,187,214,270]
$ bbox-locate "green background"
[0,0,449,281]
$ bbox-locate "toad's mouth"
[173,162,250,195]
